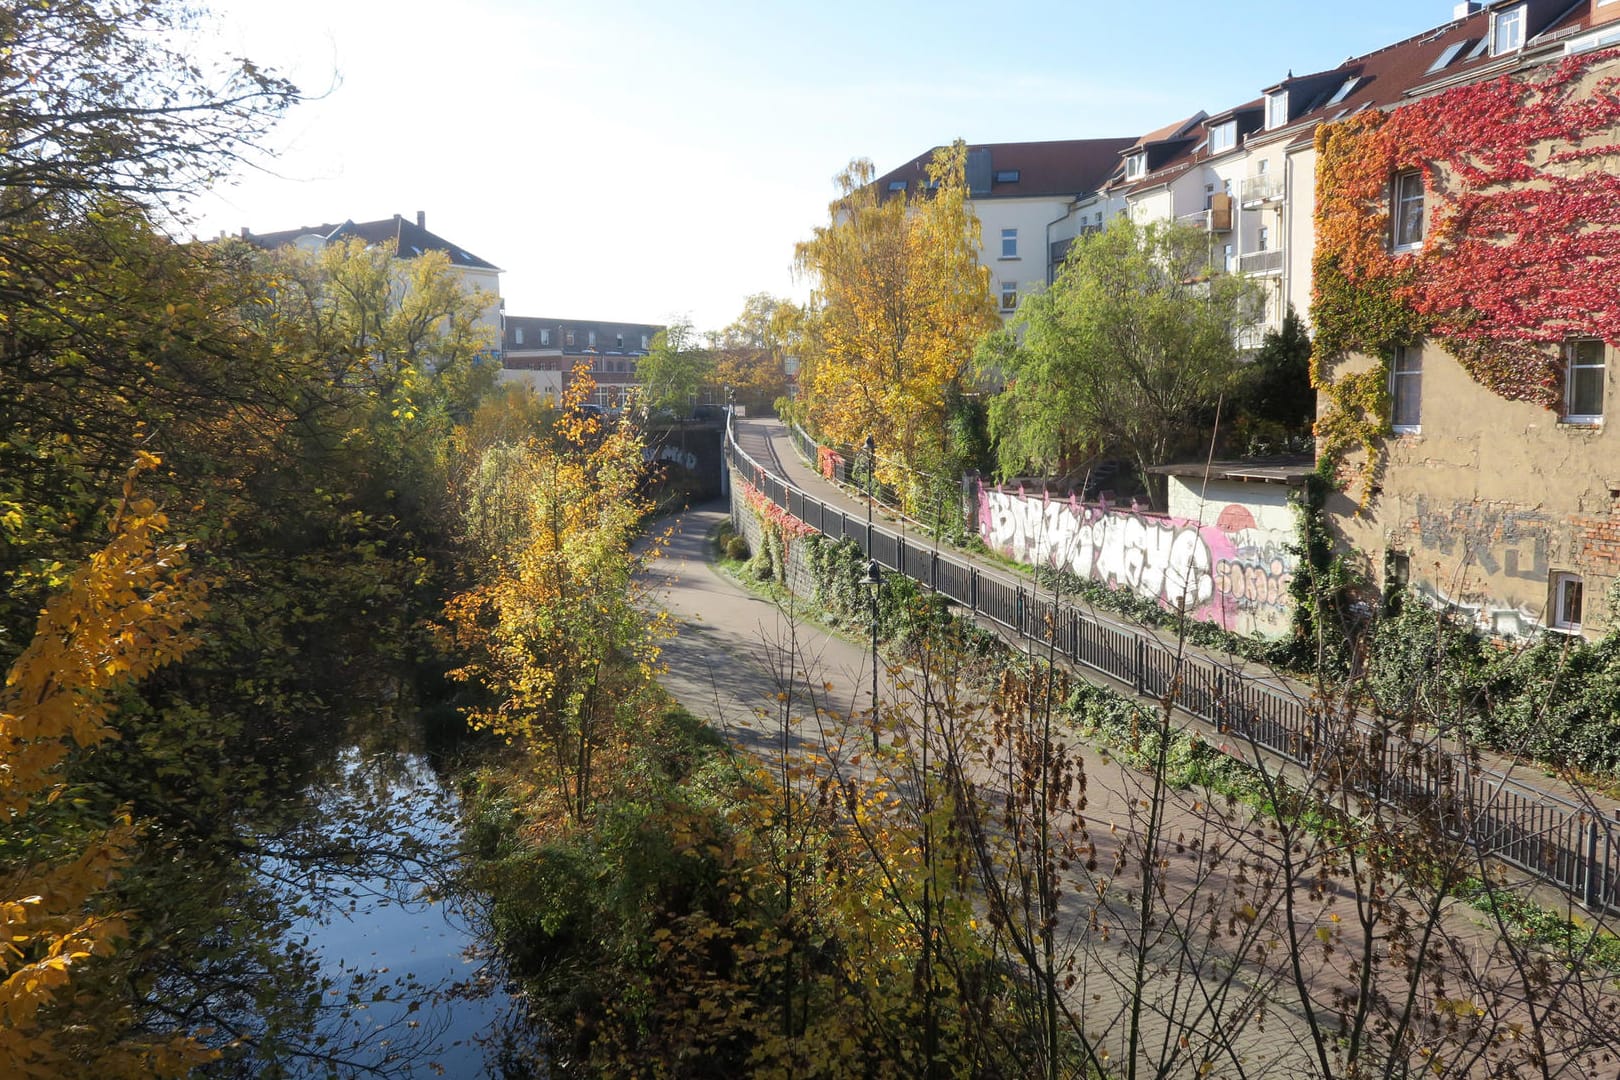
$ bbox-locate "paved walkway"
[641,503,1613,1078]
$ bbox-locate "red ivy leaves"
[1315,49,1620,410]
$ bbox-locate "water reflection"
[250,742,522,1078]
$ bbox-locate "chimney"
[1453,1,1483,17]
[239,226,250,238]
[416,210,425,228]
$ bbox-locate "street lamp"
[862,558,882,750]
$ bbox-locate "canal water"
[257,734,529,1078]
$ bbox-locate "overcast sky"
[181,0,1466,333]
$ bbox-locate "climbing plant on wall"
[1311,49,1620,495]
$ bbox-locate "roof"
[1113,1,1598,189]
[245,214,501,271]
[504,315,666,355]
[1149,455,1316,485]
[871,138,1136,201]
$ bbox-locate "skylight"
[887,180,907,192]
[1426,40,1468,73]
[993,169,1021,183]
[1325,76,1360,106]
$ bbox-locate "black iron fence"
[728,420,1620,913]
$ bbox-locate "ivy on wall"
[1311,50,1620,495]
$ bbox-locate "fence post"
[930,551,938,592]
[1586,815,1602,910]
[1015,587,1025,637]
[1134,637,1146,697]
[970,568,978,614]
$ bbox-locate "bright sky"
[182,0,1459,334]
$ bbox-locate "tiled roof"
[872,138,1136,200]
[504,315,665,355]
[1112,2,1598,190]
[245,214,501,271]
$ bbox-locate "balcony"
[1238,249,1285,275]
[1241,173,1286,206]
[1177,207,1233,233]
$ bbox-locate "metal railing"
[1239,249,1285,275]
[725,417,1620,913]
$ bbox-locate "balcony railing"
[1239,249,1285,275]
[1241,173,1286,205]
[1176,206,1232,233]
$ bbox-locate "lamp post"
[862,558,882,750]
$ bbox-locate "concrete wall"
[975,480,1301,639]
[1332,343,1619,639]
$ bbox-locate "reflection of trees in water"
[108,691,519,1079]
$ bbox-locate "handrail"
[723,417,1620,913]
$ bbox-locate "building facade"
[500,316,664,407]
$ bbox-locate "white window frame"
[565,329,575,346]
[1550,572,1584,632]
[1564,338,1606,424]
[641,334,649,350]
[1000,280,1018,311]
[1209,121,1236,155]
[1491,4,1526,55]
[1256,225,1270,252]
[1124,153,1145,180]
[1266,90,1289,130]
[514,327,524,346]
[1390,344,1422,433]
[1392,170,1425,251]
[1001,228,1018,259]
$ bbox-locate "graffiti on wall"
[978,485,1298,638]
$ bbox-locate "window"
[1427,40,1468,74]
[1000,281,1018,311]
[1001,228,1018,258]
[1392,170,1425,249]
[1551,572,1584,632]
[1565,339,1606,422]
[1491,4,1526,55]
[887,180,907,192]
[1326,76,1360,107]
[588,330,597,347]
[514,327,524,345]
[1125,153,1145,180]
[1391,344,1422,432]
[616,333,624,348]
[1223,243,1235,273]
[565,330,575,346]
[1209,121,1237,154]
[1256,225,1269,251]
[1266,90,1289,129]
[641,334,649,349]
[541,328,551,345]
[994,169,1021,183]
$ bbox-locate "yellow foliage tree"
[0,454,211,1078]
[794,142,999,500]
[447,368,666,821]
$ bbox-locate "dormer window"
[1266,90,1289,130]
[887,180,907,192]
[1124,153,1146,180]
[1491,4,1526,55]
[514,327,524,345]
[1209,121,1237,154]
[994,169,1021,183]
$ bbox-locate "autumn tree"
[794,142,1000,503]
[0,0,297,219]
[981,217,1261,503]
[0,458,212,1078]
[447,368,665,821]
[635,317,714,414]
[711,293,794,416]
